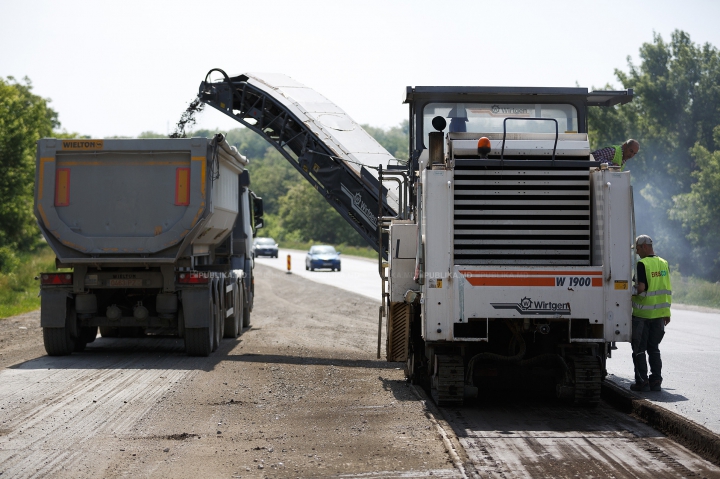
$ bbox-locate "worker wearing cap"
[591,139,639,171]
[630,235,671,392]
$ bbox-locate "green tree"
[0,77,59,251]
[670,129,720,278]
[588,30,720,279]
[362,120,409,161]
[277,181,363,245]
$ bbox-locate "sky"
[3,0,720,138]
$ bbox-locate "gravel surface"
[0,264,458,478]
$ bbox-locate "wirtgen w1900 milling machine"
[198,71,635,406]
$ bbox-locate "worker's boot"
[649,379,662,391]
[630,380,650,392]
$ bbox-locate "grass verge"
[0,246,63,319]
[277,240,378,260]
[671,271,720,310]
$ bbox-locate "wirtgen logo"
[341,184,377,230]
[491,296,571,315]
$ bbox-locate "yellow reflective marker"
[175,168,190,205]
[55,168,70,206]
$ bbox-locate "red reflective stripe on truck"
[54,168,70,207]
[175,168,190,205]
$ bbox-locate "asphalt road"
[1,261,718,477]
[605,307,720,434]
[254,249,381,301]
[258,249,720,435]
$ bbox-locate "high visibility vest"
[632,256,672,318]
[612,144,626,171]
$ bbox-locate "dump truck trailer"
[198,71,635,405]
[35,135,262,357]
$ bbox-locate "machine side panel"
[422,169,454,342]
[600,169,633,342]
[389,222,418,302]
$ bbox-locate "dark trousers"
[631,316,666,383]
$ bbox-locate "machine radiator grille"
[453,166,591,265]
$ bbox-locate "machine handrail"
[501,117,559,166]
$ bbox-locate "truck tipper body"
[199,71,636,406]
[35,135,262,356]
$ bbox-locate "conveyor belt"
[198,70,399,255]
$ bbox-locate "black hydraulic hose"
[518,353,570,374]
[465,319,526,382]
[204,68,233,85]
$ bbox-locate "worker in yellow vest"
[630,235,672,392]
[591,139,639,171]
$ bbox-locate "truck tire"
[185,327,212,357]
[224,284,241,339]
[99,326,119,338]
[43,327,75,356]
[212,290,222,352]
[43,304,77,356]
[242,303,251,328]
[240,278,251,329]
[79,326,99,344]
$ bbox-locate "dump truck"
[198,71,635,405]
[35,135,262,357]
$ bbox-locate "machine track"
[570,354,602,406]
[431,355,465,406]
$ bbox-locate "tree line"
[588,30,720,280]
[2,29,719,279]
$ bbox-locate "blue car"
[305,245,341,272]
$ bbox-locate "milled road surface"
[0,263,719,477]
[261,249,720,435]
[450,398,718,478]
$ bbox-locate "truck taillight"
[41,273,73,285]
[177,272,209,284]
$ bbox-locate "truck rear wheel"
[223,284,242,339]
[79,326,99,344]
[43,327,75,356]
[99,326,119,338]
[43,305,77,356]
[185,327,213,356]
[212,292,222,352]
[241,279,251,328]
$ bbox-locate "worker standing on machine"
[630,235,672,392]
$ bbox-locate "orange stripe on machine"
[460,270,603,287]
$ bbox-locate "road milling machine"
[198,70,635,406]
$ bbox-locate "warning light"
[177,272,209,284]
[40,273,73,285]
[477,137,491,159]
